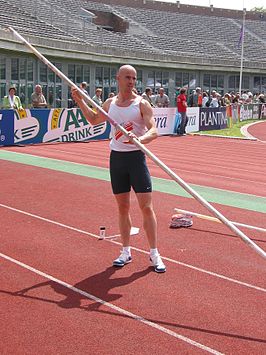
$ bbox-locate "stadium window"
[155,71,162,90]
[217,75,224,89]
[262,76,266,92]
[203,74,210,89]
[136,70,143,93]
[68,64,75,83]
[162,71,169,90]
[20,59,26,80]
[111,68,116,87]
[56,85,62,108]
[0,82,6,100]
[228,75,235,90]
[27,83,34,104]
[40,62,48,83]
[11,58,19,81]
[76,65,82,84]
[189,73,196,89]
[104,67,110,86]
[19,84,26,105]
[175,72,182,88]
[211,75,217,88]
[48,67,55,83]
[242,76,249,90]
[84,65,90,85]
[95,67,103,87]
[147,71,155,90]
[27,60,33,81]
[253,76,260,90]
[0,57,6,80]
[183,73,189,88]
[55,63,62,83]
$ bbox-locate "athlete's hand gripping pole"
[8,26,266,261]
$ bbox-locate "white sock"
[150,248,159,257]
[123,246,131,255]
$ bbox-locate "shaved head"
[117,65,136,76]
[116,65,137,95]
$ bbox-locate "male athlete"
[71,65,166,273]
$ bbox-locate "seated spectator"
[2,87,23,110]
[92,88,103,107]
[142,87,155,107]
[31,85,47,108]
[155,87,169,108]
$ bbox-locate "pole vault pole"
[8,26,266,261]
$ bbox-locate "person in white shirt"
[71,65,166,273]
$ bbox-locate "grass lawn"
[197,119,263,138]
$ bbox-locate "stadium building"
[0,0,265,108]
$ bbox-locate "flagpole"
[239,7,246,96]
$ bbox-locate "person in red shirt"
[176,88,188,135]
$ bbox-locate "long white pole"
[239,8,246,96]
[174,208,266,234]
[8,26,266,260]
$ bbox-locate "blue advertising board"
[0,108,111,146]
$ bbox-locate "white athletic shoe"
[150,254,166,273]
[113,252,132,267]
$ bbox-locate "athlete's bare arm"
[138,98,158,144]
[71,87,111,125]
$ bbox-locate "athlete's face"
[117,66,137,93]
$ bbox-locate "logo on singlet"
[115,121,133,140]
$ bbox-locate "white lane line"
[0,252,224,355]
[0,203,265,294]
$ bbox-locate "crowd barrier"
[0,104,265,146]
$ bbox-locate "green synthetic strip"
[1,150,266,213]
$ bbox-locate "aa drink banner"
[0,108,111,146]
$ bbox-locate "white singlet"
[109,96,147,152]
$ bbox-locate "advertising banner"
[0,108,111,146]
[153,107,177,135]
[0,110,14,146]
[186,107,200,133]
[199,107,228,131]
[260,104,266,119]
[239,104,253,121]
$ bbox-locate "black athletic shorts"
[109,150,152,194]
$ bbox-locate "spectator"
[108,92,115,98]
[176,88,188,135]
[2,86,23,110]
[80,82,89,95]
[192,87,202,107]
[210,90,219,108]
[202,91,209,107]
[71,64,166,273]
[155,87,169,108]
[92,88,103,107]
[223,93,231,106]
[31,85,47,108]
[142,87,155,107]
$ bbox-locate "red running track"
[0,135,266,354]
[247,120,266,142]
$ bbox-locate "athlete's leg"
[114,192,132,247]
[135,192,157,249]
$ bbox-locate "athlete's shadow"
[1,266,152,311]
